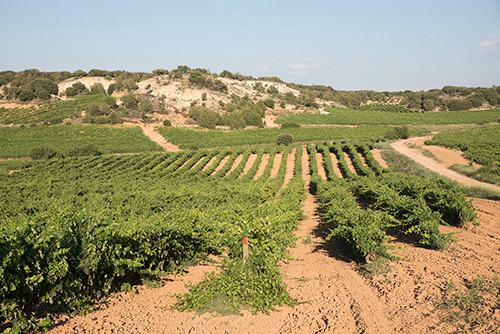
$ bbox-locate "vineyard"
[425,125,500,165]
[0,95,110,125]
[277,108,500,125]
[0,139,481,333]
[156,126,392,149]
[0,125,162,158]
[360,104,416,113]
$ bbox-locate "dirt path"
[253,153,270,180]
[315,152,328,181]
[343,152,357,175]
[370,148,389,169]
[270,153,283,179]
[226,154,244,176]
[211,155,230,175]
[239,154,257,178]
[391,137,500,192]
[140,124,180,152]
[329,152,343,178]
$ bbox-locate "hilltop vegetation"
[1,67,500,132]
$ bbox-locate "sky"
[1,0,500,91]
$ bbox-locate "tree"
[121,94,138,109]
[277,133,293,145]
[140,100,154,113]
[201,92,207,101]
[90,83,106,95]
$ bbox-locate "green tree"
[90,83,106,95]
[277,133,293,145]
[140,100,154,113]
[121,94,138,109]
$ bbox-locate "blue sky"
[1,0,499,91]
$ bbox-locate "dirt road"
[391,136,500,192]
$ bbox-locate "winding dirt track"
[391,136,500,192]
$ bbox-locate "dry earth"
[48,148,500,334]
[391,136,500,192]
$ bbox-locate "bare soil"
[226,154,244,177]
[329,152,344,178]
[315,152,328,181]
[371,148,389,169]
[211,155,230,175]
[270,153,283,179]
[391,137,500,192]
[253,153,270,180]
[239,154,257,178]
[343,152,357,175]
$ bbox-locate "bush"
[163,119,172,127]
[384,126,410,140]
[277,133,293,145]
[121,94,138,109]
[29,146,61,159]
[280,122,300,129]
[66,144,101,157]
[90,83,106,95]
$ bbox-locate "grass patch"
[440,276,500,332]
[449,164,500,187]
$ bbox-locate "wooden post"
[242,237,249,264]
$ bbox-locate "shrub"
[90,83,106,95]
[29,146,61,159]
[384,126,409,140]
[66,144,101,157]
[280,122,300,129]
[277,133,293,145]
[163,119,172,126]
[121,94,138,109]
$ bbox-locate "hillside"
[1,68,500,130]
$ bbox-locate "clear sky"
[1,0,500,91]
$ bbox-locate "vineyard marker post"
[242,237,249,264]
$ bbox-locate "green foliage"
[188,70,228,92]
[89,83,106,95]
[29,146,61,160]
[0,145,305,329]
[360,104,415,113]
[425,125,500,165]
[156,126,390,149]
[66,144,101,157]
[121,94,138,109]
[384,126,410,140]
[189,107,220,129]
[65,82,89,97]
[0,125,162,158]
[163,119,172,127]
[174,262,294,314]
[140,100,154,113]
[440,276,500,332]
[316,171,476,260]
[277,108,500,125]
[0,95,110,125]
[277,133,293,145]
[280,122,301,129]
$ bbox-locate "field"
[277,108,500,125]
[0,125,162,158]
[0,95,110,125]
[156,126,392,148]
[2,138,499,333]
